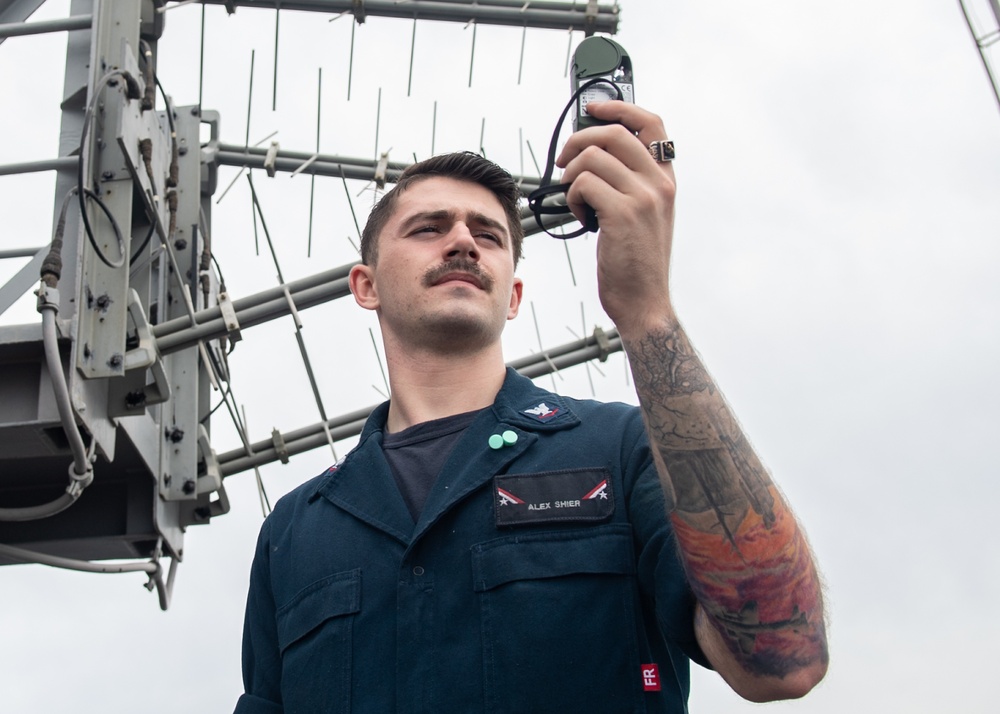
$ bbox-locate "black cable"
[77,70,139,269]
[139,39,180,190]
[201,345,232,424]
[129,221,157,266]
[155,75,180,189]
[526,77,625,240]
[210,251,228,295]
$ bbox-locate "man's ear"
[349,264,379,311]
[507,277,524,320]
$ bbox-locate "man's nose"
[444,224,479,261]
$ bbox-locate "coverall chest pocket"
[276,569,361,714]
[471,525,645,714]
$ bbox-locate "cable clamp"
[35,284,60,312]
[264,141,281,178]
[593,325,612,362]
[584,0,599,35]
[115,289,171,414]
[217,291,243,343]
[374,150,390,190]
[196,425,223,496]
[352,0,367,24]
[65,461,94,498]
[271,428,290,465]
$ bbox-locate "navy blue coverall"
[237,369,707,713]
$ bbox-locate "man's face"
[349,177,523,351]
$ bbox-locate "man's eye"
[477,232,501,244]
[415,225,440,234]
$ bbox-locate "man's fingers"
[584,100,669,145]
[557,101,674,179]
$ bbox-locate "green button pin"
[502,430,518,445]
[488,434,505,450]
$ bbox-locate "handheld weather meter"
[571,36,635,132]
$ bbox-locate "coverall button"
[412,566,425,576]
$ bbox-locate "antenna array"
[0,0,625,608]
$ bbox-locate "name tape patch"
[494,468,613,526]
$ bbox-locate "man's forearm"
[625,318,828,684]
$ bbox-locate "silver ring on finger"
[648,140,675,163]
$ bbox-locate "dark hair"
[360,152,524,267]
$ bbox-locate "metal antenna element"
[246,173,339,459]
[241,405,272,517]
[431,100,438,156]
[253,131,279,147]
[530,301,561,391]
[216,166,247,204]
[198,2,206,109]
[468,19,478,87]
[958,0,1000,116]
[245,49,255,151]
[339,165,363,247]
[348,19,356,101]
[375,87,382,160]
[369,327,391,398]
[290,155,319,177]
[214,47,258,206]
[158,0,199,11]
[518,26,527,84]
[272,1,281,111]
[217,129,279,204]
[519,127,525,182]
[190,0,621,34]
[563,240,577,286]
[408,18,418,97]
[580,303,596,395]
[564,28,573,77]
[479,117,486,157]
[526,138,543,176]
[307,67,322,257]
[250,184,261,255]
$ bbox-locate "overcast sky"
[2,1,999,712]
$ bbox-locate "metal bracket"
[374,150,390,189]
[593,325,611,362]
[271,427,290,464]
[217,291,243,342]
[584,0,599,36]
[112,288,171,414]
[264,141,280,177]
[352,0,367,24]
[281,283,303,330]
[196,424,222,496]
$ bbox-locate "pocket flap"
[276,569,361,653]
[471,525,634,592]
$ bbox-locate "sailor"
[236,100,828,713]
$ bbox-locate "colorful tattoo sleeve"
[627,323,828,678]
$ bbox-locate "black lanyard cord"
[527,77,625,240]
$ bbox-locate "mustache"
[422,259,494,291]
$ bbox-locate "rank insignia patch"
[494,468,614,526]
[521,402,559,421]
